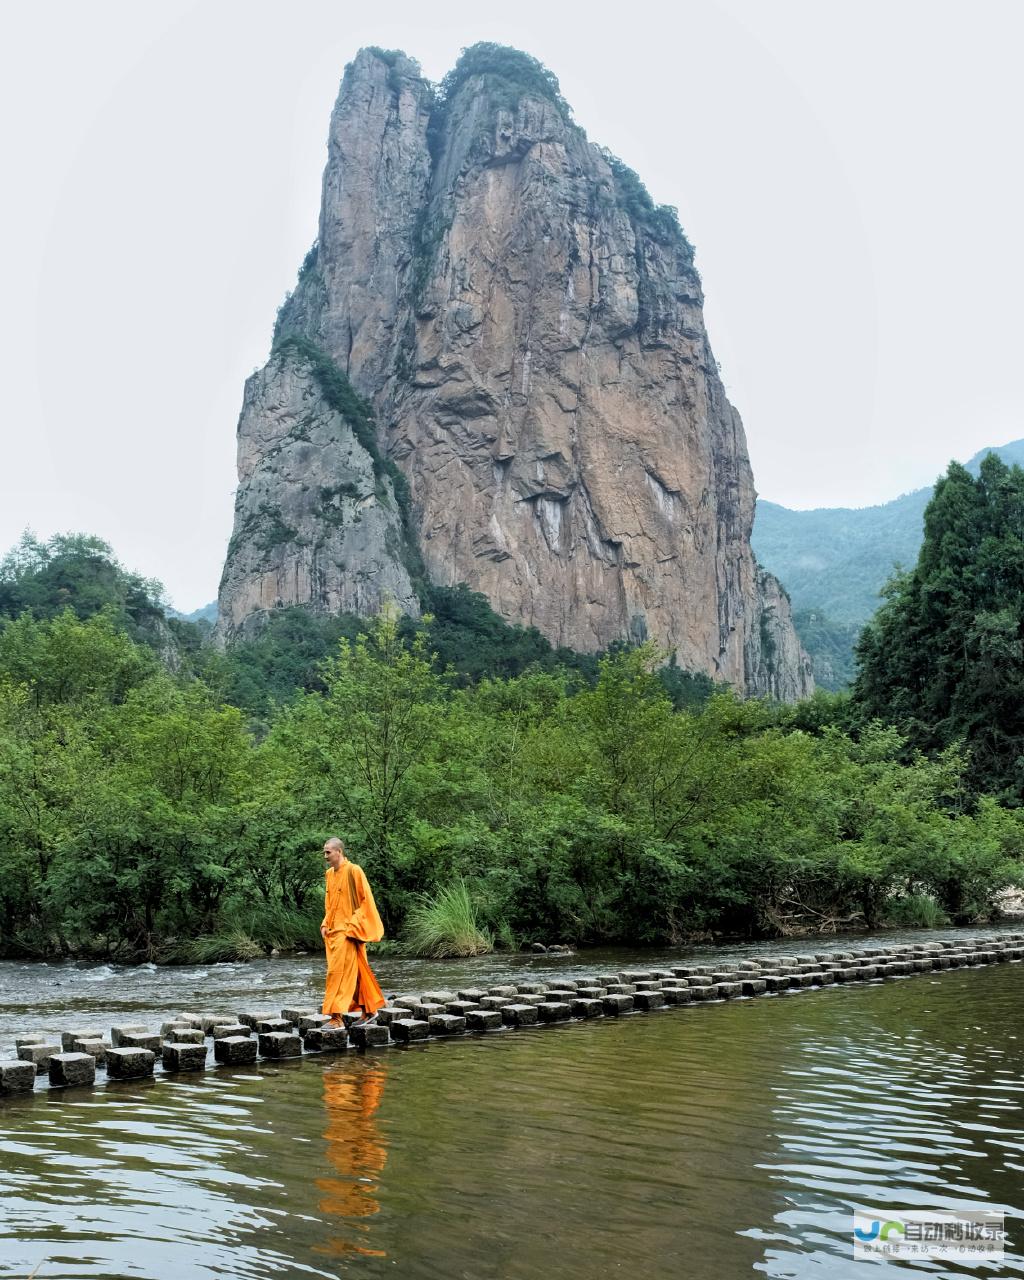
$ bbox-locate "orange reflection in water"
[314,1062,390,1260]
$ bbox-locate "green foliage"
[0,532,169,650]
[403,878,494,957]
[2,537,1022,962]
[853,454,1024,801]
[436,43,570,117]
[595,147,692,252]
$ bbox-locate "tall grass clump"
[403,879,494,958]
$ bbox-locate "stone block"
[375,1007,407,1026]
[575,986,606,998]
[740,979,767,996]
[416,1002,447,1022]
[537,1001,571,1023]
[391,1019,429,1044]
[17,1043,60,1074]
[255,1018,292,1034]
[420,990,458,1004]
[514,983,546,995]
[542,990,575,1002]
[173,1014,205,1030]
[633,979,664,992]
[601,994,634,1014]
[201,1016,236,1035]
[456,988,488,1002]
[280,1008,316,1025]
[160,1021,191,1039]
[236,1011,275,1030]
[161,1042,208,1072]
[120,1032,161,1052]
[214,1035,258,1065]
[604,983,634,994]
[164,1028,204,1045]
[303,1027,349,1053]
[258,1032,302,1059]
[62,1028,104,1051]
[348,1022,390,1049]
[487,985,519,998]
[428,1014,467,1036]
[570,998,604,1018]
[444,1000,480,1016]
[0,1059,37,1093]
[105,1047,155,1079]
[597,972,620,986]
[500,1004,539,1027]
[14,1035,46,1051]
[480,996,514,1010]
[687,985,716,1001]
[110,1025,150,1048]
[211,1023,250,1040]
[71,1037,109,1063]
[620,970,654,983]
[633,990,667,1009]
[465,1009,502,1031]
[764,975,792,991]
[661,987,692,1005]
[298,1013,331,1035]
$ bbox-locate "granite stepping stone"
[303,1026,349,1053]
[258,1031,302,1058]
[105,1047,155,1079]
[348,1023,390,1049]
[48,1053,96,1088]
[62,1028,104,1051]
[17,1043,59,1074]
[110,1025,150,1048]
[162,1042,208,1072]
[500,1004,539,1027]
[428,1014,467,1036]
[0,1060,37,1093]
[210,1023,250,1040]
[214,1036,258,1065]
[465,1009,502,1031]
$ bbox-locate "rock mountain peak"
[216,43,812,699]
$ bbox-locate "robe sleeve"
[321,872,329,930]
[340,864,385,943]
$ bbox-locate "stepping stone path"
[2,932,1021,1097]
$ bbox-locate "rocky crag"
[216,44,812,699]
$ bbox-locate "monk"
[321,837,387,1027]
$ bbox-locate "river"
[1,925,1021,1278]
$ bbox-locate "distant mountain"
[167,601,218,625]
[752,439,1024,688]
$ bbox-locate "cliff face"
[217,46,812,698]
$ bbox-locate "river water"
[1,926,1022,1279]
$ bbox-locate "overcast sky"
[2,0,1021,611]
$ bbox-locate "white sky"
[2,0,1021,611]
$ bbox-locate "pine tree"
[853,455,1024,800]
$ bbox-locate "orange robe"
[321,860,386,1018]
